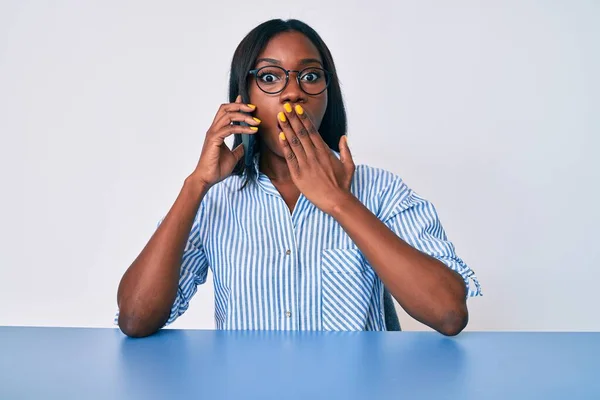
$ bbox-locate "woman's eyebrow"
[255,58,323,67]
[255,58,281,65]
[299,58,323,66]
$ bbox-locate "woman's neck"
[259,146,292,183]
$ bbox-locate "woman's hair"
[230,19,347,181]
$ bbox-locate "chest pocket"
[320,248,375,331]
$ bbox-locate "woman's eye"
[301,72,321,82]
[258,73,280,83]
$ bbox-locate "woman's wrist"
[184,174,211,199]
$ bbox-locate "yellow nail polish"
[279,132,286,141]
[284,103,292,113]
[250,127,258,131]
[278,111,287,122]
[295,105,304,115]
[247,104,256,109]
[253,117,261,123]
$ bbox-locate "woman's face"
[248,31,328,158]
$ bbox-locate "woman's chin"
[258,132,285,157]
[261,141,286,159]
[272,144,286,159]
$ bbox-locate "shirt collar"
[249,149,341,196]
[252,149,341,174]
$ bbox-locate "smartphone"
[240,95,256,168]
[240,123,255,167]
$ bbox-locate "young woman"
[116,19,481,338]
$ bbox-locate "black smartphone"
[240,94,256,168]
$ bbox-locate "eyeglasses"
[248,65,332,95]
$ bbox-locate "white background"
[1,1,598,331]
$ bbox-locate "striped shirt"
[116,154,481,331]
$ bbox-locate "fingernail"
[295,105,304,115]
[279,132,286,141]
[253,117,261,124]
[284,103,292,113]
[250,127,258,131]
[278,112,287,122]
[247,104,256,109]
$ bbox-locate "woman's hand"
[277,103,355,214]
[189,95,260,188]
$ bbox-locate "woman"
[116,19,481,338]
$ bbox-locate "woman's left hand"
[277,103,355,214]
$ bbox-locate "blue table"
[1,327,599,399]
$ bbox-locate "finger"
[231,143,245,163]
[213,124,258,140]
[283,103,316,158]
[223,102,256,114]
[278,110,307,163]
[293,104,327,151]
[339,135,355,173]
[213,102,257,124]
[215,111,261,129]
[278,131,300,174]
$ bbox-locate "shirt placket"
[281,202,298,330]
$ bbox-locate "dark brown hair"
[229,19,347,181]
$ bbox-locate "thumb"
[232,97,246,164]
[339,135,354,170]
[232,143,245,163]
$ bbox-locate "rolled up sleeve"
[380,179,482,298]
[114,204,210,326]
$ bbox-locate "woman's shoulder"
[205,174,248,196]
[353,164,408,193]
[352,164,417,216]
[328,149,406,193]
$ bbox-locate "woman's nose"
[280,73,307,104]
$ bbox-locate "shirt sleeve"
[377,176,482,298]
[114,202,210,327]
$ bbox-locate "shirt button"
[285,249,291,255]
[285,311,292,318]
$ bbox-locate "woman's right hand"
[189,95,259,188]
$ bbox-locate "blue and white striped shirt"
[117,155,481,331]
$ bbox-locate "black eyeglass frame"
[248,65,332,95]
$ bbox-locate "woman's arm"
[117,97,259,337]
[117,178,208,338]
[276,104,472,335]
[329,193,468,336]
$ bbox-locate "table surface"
[1,327,599,400]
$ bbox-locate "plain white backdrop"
[1,1,598,331]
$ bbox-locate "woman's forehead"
[257,31,322,66]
